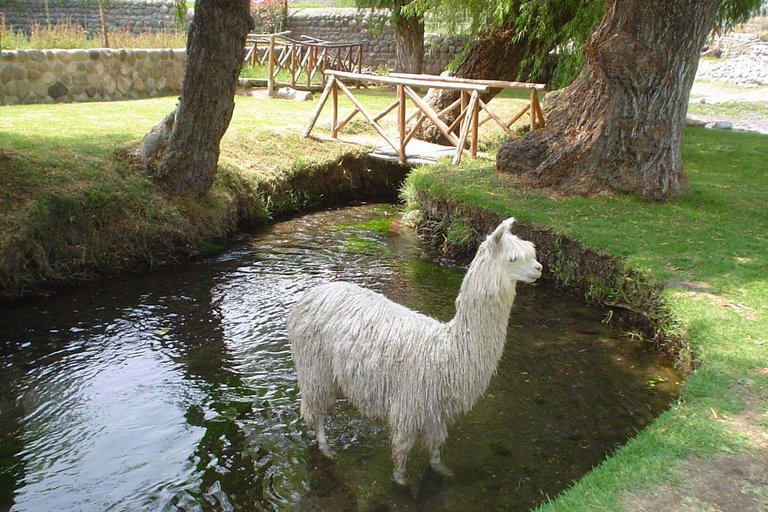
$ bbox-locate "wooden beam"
[373,99,400,122]
[325,70,489,92]
[302,75,335,137]
[506,103,530,129]
[398,84,406,163]
[336,79,399,153]
[533,92,546,128]
[267,35,275,96]
[389,72,547,91]
[336,107,361,133]
[403,86,459,146]
[479,99,516,137]
[331,79,339,138]
[453,90,479,165]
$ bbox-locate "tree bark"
[496,0,720,201]
[419,9,574,143]
[392,0,424,73]
[152,0,253,197]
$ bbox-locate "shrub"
[251,0,286,33]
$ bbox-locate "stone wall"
[698,32,768,86]
[0,48,184,104]
[0,0,181,34]
[286,8,468,74]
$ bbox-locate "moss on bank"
[0,146,407,301]
[402,126,768,510]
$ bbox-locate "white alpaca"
[287,217,542,485]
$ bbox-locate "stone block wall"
[286,8,468,74]
[1,0,182,34]
[0,48,185,105]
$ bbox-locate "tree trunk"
[97,0,110,48]
[419,9,574,143]
[152,0,253,197]
[497,0,720,201]
[392,0,424,73]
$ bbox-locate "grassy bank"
[403,127,768,510]
[0,87,530,300]
[0,90,410,300]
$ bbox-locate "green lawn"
[404,127,768,510]
[1,90,766,510]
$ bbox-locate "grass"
[403,126,768,510]
[1,83,766,509]
[0,19,186,50]
[687,99,768,118]
[0,88,405,298]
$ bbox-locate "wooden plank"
[302,75,335,137]
[336,79,399,153]
[331,79,339,138]
[533,92,546,128]
[373,99,400,122]
[530,88,536,131]
[479,99,516,137]
[403,86,459,146]
[325,70,489,92]
[403,113,427,146]
[389,72,547,91]
[336,107,361,132]
[470,91,479,158]
[453,90,478,165]
[398,84,406,163]
[506,103,530,128]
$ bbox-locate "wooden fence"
[244,32,364,94]
[303,70,547,165]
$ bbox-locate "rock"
[140,109,176,165]
[705,121,734,130]
[47,80,69,99]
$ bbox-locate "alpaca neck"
[447,255,518,411]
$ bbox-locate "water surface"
[0,205,679,511]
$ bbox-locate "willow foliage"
[406,0,762,88]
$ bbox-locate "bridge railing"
[302,70,546,165]
[244,33,364,95]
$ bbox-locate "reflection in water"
[0,205,679,511]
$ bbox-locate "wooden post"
[397,83,406,163]
[290,42,296,88]
[460,91,468,138]
[470,92,479,158]
[320,47,328,88]
[267,35,276,96]
[331,77,339,138]
[530,87,537,131]
[307,46,315,89]
[356,45,363,87]
[303,76,336,137]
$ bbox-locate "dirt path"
[688,82,768,134]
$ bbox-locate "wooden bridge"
[302,70,547,165]
[244,32,363,95]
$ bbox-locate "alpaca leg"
[299,370,338,458]
[390,429,417,486]
[316,416,335,458]
[426,422,453,477]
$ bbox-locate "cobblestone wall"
[698,32,768,86]
[287,8,468,74]
[0,48,184,105]
[1,0,181,34]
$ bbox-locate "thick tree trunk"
[392,1,424,73]
[497,0,720,201]
[420,9,573,143]
[152,0,253,197]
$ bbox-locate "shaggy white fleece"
[287,217,542,485]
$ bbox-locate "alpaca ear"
[491,217,516,246]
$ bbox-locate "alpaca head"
[486,217,542,284]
